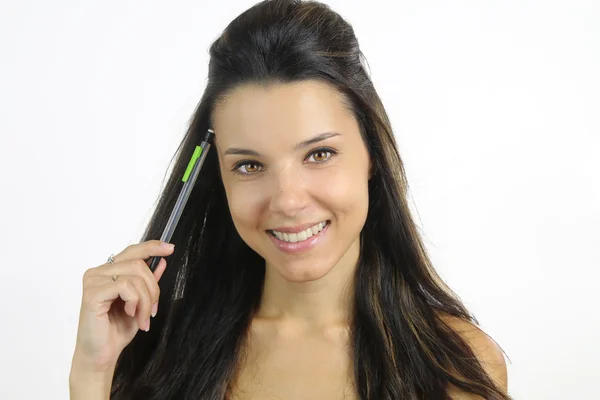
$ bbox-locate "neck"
[255,237,360,330]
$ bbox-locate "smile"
[267,220,331,254]
[268,220,328,242]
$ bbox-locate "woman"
[70,0,511,398]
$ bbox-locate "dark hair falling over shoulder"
[110,1,511,399]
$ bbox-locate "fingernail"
[144,319,150,332]
[160,242,174,250]
[151,302,158,318]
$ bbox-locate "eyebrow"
[223,132,341,156]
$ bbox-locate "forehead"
[212,80,355,145]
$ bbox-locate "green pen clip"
[182,145,203,182]
[146,129,213,273]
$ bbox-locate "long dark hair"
[110,1,511,398]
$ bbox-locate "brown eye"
[242,163,260,173]
[307,148,335,163]
[313,151,328,161]
[232,160,264,176]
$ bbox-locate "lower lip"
[267,222,330,254]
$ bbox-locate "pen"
[147,128,214,272]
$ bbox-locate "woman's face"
[212,80,371,282]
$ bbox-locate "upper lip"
[269,220,328,233]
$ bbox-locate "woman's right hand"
[71,240,175,374]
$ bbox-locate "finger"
[112,240,175,264]
[83,275,141,320]
[153,257,167,282]
[92,259,162,306]
[126,275,152,331]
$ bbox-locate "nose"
[268,167,309,218]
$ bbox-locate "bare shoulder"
[438,313,508,398]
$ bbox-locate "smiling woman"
[214,81,371,284]
[69,0,511,399]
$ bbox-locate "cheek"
[224,181,267,229]
[320,165,370,215]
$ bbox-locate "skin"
[443,316,509,399]
[70,240,172,400]
[213,79,372,326]
[212,79,508,399]
[213,79,371,398]
[69,81,507,399]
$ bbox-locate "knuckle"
[131,276,149,298]
[150,284,160,303]
[82,268,92,281]
[84,265,98,276]
[82,267,97,285]
[131,274,144,287]
[119,278,132,293]
[134,258,147,273]
[131,242,142,250]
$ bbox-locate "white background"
[1,0,599,398]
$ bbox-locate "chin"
[264,247,345,283]
[273,259,336,283]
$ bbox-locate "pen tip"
[204,129,214,143]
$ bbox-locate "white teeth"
[272,221,328,243]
